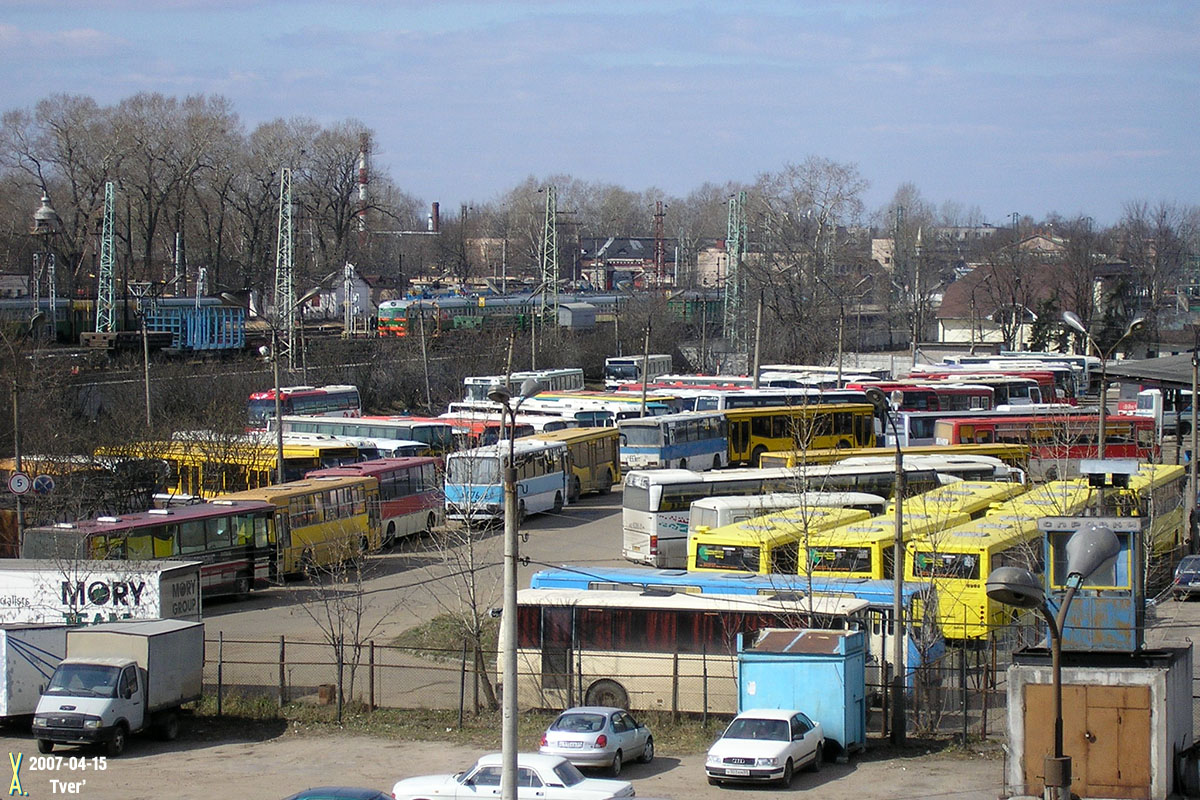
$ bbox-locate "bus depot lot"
[0,729,1005,800]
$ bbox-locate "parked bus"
[21,499,275,598]
[279,415,456,456]
[687,491,887,540]
[438,415,537,447]
[618,411,728,471]
[844,382,993,413]
[689,505,875,575]
[462,368,584,402]
[247,384,361,429]
[307,457,443,545]
[526,566,939,689]
[833,453,1025,483]
[891,480,1029,521]
[622,463,950,569]
[530,427,621,501]
[528,391,675,422]
[217,475,380,576]
[932,413,1158,480]
[508,587,870,714]
[724,403,876,466]
[759,443,1031,474]
[444,439,569,524]
[604,354,673,389]
[907,371,1048,406]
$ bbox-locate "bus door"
[274,509,291,575]
[540,607,573,693]
[730,419,750,462]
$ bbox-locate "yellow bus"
[529,427,621,501]
[1114,463,1186,590]
[723,403,876,466]
[97,438,360,498]
[890,480,1029,521]
[689,505,872,574]
[759,443,1031,472]
[805,510,971,581]
[217,475,381,576]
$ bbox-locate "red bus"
[307,457,443,544]
[932,413,1157,480]
[248,384,362,429]
[845,381,993,413]
[909,368,1070,405]
[437,414,536,448]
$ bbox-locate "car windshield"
[1178,556,1200,573]
[552,761,586,787]
[551,712,606,733]
[723,717,789,741]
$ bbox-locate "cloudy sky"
[2,1,1196,225]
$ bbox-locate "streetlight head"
[518,378,543,400]
[1061,311,1087,335]
[888,390,904,411]
[487,384,512,405]
[1065,523,1121,581]
[258,345,271,359]
[985,566,1046,609]
[1124,316,1146,337]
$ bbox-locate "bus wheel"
[836,438,852,449]
[598,470,613,495]
[235,577,251,600]
[585,678,629,709]
[385,521,397,547]
[300,550,316,578]
[751,446,767,467]
[712,455,722,471]
[571,476,582,503]
[553,492,563,513]
[678,458,687,470]
[425,512,437,534]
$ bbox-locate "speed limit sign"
[7,472,31,496]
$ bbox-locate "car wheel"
[779,758,794,787]
[807,743,823,772]
[1175,592,1185,601]
[610,750,623,777]
[639,736,654,764]
[36,740,52,754]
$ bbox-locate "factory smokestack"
[356,133,369,246]
[430,202,440,233]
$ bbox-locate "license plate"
[725,768,750,776]
[561,741,583,749]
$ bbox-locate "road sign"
[7,472,31,496]
[31,475,55,495]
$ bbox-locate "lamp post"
[9,312,45,542]
[487,377,544,800]
[1061,311,1145,458]
[985,523,1121,800]
[886,389,906,744]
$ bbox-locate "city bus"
[892,480,1029,521]
[527,565,940,690]
[247,384,361,429]
[622,463,950,569]
[306,457,443,545]
[604,354,673,389]
[723,403,876,466]
[462,368,585,402]
[932,413,1158,480]
[444,439,569,524]
[217,475,380,576]
[21,499,276,598]
[527,391,675,423]
[907,372,1047,406]
[799,511,972,581]
[687,491,887,539]
[438,415,537,447]
[689,505,874,575]
[279,415,456,456]
[508,587,870,714]
[530,427,621,500]
[758,443,1031,474]
[844,382,993,413]
[617,411,728,471]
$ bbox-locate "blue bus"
[528,565,944,687]
[444,439,569,524]
[617,411,728,472]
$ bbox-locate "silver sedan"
[539,706,654,777]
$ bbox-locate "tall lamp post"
[886,389,906,744]
[1061,311,1145,458]
[985,523,1121,800]
[9,312,45,542]
[487,377,543,800]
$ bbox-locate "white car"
[391,752,635,800]
[705,708,824,787]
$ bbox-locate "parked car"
[281,789,390,800]
[705,708,824,787]
[539,706,654,776]
[1173,555,1200,600]
[391,752,635,800]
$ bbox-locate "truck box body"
[0,625,68,717]
[0,560,201,626]
[64,619,203,710]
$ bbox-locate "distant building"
[0,273,28,298]
[580,237,678,290]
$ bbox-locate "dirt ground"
[0,725,1009,800]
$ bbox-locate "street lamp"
[985,522,1121,800]
[9,312,45,541]
[487,377,543,800]
[1061,312,1146,458]
[886,389,906,745]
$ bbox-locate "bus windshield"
[247,399,276,427]
[448,456,499,485]
[621,426,663,447]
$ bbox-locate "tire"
[571,476,582,503]
[158,712,179,741]
[425,512,437,534]
[106,723,127,757]
[751,446,767,467]
[678,458,687,470]
[609,750,623,777]
[639,736,654,764]
[299,550,316,578]
[234,576,251,600]
[385,521,397,547]
[584,678,629,709]
[553,492,563,513]
[36,740,52,754]
[807,743,823,772]
[712,455,722,471]
[358,535,371,556]
[598,470,613,495]
[779,758,794,787]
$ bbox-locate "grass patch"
[390,613,498,662]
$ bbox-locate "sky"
[1,0,1197,226]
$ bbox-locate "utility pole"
[752,293,763,387]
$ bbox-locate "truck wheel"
[106,723,127,757]
[36,740,52,754]
[158,712,179,741]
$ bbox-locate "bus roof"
[32,499,276,534]
[306,456,439,479]
[696,507,872,546]
[446,438,566,460]
[217,475,375,504]
[517,586,870,617]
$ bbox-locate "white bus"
[604,354,673,389]
[507,587,870,715]
[278,415,456,456]
[462,368,585,402]
[622,463,949,568]
[444,439,569,524]
[617,411,728,471]
[686,491,887,541]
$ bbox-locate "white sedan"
[391,752,635,800]
[705,708,824,787]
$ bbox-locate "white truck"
[0,625,69,719]
[0,560,201,626]
[33,619,204,756]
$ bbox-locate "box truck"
[0,560,201,626]
[33,619,204,756]
[0,625,68,718]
